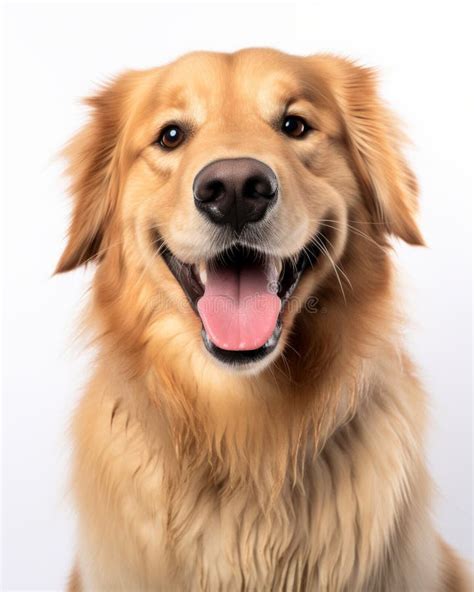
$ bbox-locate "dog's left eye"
[157,124,185,150]
[281,115,310,139]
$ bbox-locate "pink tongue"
[197,264,281,351]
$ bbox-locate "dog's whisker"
[318,219,386,253]
[313,231,354,293]
[311,234,347,304]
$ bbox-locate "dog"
[57,49,470,590]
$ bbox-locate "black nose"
[193,158,278,233]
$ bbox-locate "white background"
[2,1,472,589]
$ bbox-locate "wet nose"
[193,158,278,234]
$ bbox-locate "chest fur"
[75,394,419,591]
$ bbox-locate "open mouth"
[154,233,324,366]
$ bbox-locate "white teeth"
[266,257,283,281]
[199,261,207,286]
[275,258,283,277]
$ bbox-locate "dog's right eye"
[157,124,185,150]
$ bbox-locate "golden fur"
[57,49,470,590]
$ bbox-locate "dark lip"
[151,229,324,366]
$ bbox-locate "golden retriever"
[57,49,470,591]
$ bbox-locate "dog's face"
[57,49,423,374]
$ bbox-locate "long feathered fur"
[58,50,470,590]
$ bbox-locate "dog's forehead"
[156,50,309,112]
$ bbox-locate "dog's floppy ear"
[312,56,424,246]
[55,71,138,273]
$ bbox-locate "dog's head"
[57,49,423,375]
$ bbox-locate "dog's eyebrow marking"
[264,95,295,128]
[282,96,299,112]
